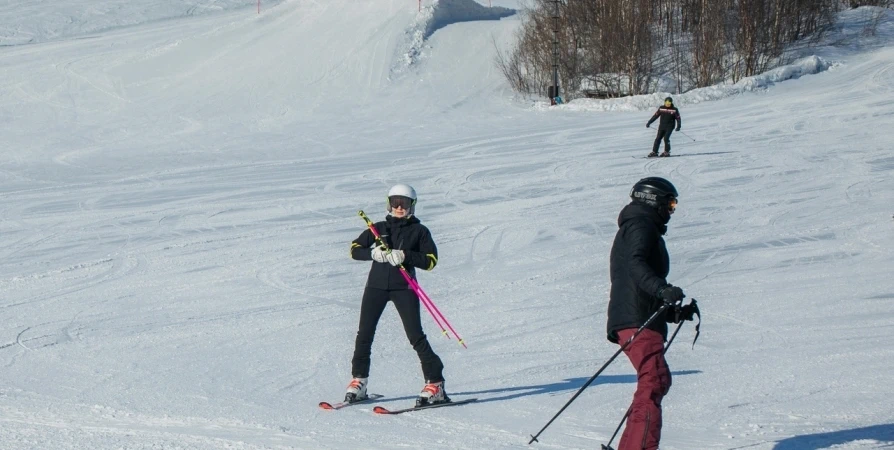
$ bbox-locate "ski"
[372,398,477,415]
[319,394,384,410]
[635,155,680,159]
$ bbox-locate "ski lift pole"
[358,211,467,348]
[528,302,674,445]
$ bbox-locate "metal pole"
[552,0,560,103]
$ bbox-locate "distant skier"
[344,184,447,407]
[607,177,691,450]
[646,97,682,157]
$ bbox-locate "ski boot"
[344,377,368,403]
[647,151,658,158]
[416,380,450,407]
[659,151,670,157]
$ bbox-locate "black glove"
[667,300,699,324]
[657,284,685,304]
[675,127,681,132]
[679,303,697,321]
[646,123,651,128]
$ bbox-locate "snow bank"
[542,56,835,112]
[539,7,894,112]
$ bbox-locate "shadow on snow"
[675,151,739,157]
[425,0,516,39]
[773,424,894,449]
[451,370,702,405]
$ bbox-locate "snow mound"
[394,0,515,74]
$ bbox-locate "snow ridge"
[393,0,515,74]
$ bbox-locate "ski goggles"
[389,195,415,210]
[668,197,678,213]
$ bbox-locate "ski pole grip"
[359,210,391,251]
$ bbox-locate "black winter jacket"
[350,215,438,290]
[647,105,682,130]
[606,203,671,343]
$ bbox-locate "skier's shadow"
[675,151,738,157]
[772,424,894,449]
[450,370,701,404]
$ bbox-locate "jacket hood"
[618,202,668,235]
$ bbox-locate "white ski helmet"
[386,184,417,216]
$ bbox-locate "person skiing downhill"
[344,184,447,407]
[646,97,682,157]
[607,177,685,450]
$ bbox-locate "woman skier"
[344,184,447,407]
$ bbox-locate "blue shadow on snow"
[425,0,516,39]
[451,370,701,405]
[773,424,894,449]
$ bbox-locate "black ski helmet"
[664,96,673,104]
[630,177,678,211]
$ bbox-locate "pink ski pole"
[358,211,453,342]
[404,276,467,349]
[358,211,454,342]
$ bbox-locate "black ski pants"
[652,128,673,153]
[351,287,444,382]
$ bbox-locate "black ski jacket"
[606,203,671,343]
[350,215,438,290]
[647,105,681,130]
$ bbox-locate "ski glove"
[658,284,685,304]
[385,249,405,266]
[675,127,681,132]
[371,246,388,264]
[680,303,697,321]
[646,123,651,128]
[668,302,698,323]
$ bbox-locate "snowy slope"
[0,1,893,449]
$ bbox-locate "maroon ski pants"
[616,328,671,450]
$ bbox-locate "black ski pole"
[528,302,673,445]
[601,319,686,450]
[679,130,696,142]
[602,298,701,450]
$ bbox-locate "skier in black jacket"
[646,97,682,157]
[344,184,447,407]
[607,177,685,450]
